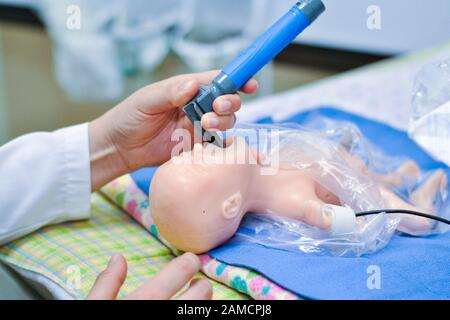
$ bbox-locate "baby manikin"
[150,134,447,254]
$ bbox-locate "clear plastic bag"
[222,121,449,257]
[410,59,450,166]
[233,212,399,257]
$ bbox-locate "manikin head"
[149,138,260,253]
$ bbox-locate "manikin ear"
[222,191,244,220]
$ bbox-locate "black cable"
[355,209,450,226]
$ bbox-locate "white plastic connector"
[323,205,356,235]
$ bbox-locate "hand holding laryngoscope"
[183,0,326,146]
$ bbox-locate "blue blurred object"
[131,107,450,300]
[130,167,158,196]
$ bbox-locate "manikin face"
[149,138,259,253]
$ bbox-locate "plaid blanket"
[0,192,246,299]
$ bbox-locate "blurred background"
[0,0,449,145]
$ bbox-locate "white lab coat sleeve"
[0,123,92,245]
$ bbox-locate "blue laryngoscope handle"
[183,1,325,146]
[223,7,311,90]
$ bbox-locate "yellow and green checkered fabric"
[0,193,246,300]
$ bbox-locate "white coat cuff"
[54,123,91,221]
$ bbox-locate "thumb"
[136,79,200,114]
[86,254,127,300]
[170,79,200,108]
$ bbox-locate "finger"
[201,113,236,131]
[170,79,201,108]
[133,75,205,114]
[177,279,213,300]
[213,94,241,116]
[168,72,256,108]
[240,78,259,94]
[179,71,256,92]
[175,70,220,86]
[135,71,255,113]
[127,253,201,300]
[181,72,257,93]
[166,71,221,109]
[86,254,127,300]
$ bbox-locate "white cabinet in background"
[272,0,450,55]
